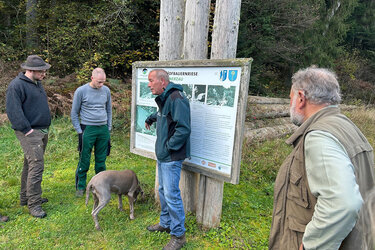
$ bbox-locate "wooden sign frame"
[130,58,252,184]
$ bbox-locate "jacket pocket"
[155,141,170,161]
[287,216,306,250]
[288,215,306,233]
[287,170,310,208]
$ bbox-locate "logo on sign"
[228,70,238,81]
[220,70,227,81]
[208,162,216,168]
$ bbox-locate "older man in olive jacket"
[269,67,375,250]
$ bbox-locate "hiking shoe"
[75,189,84,197]
[29,206,47,218]
[20,197,49,206]
[0,214,9,222]
[163,234,186,250]
[147,223,171,233]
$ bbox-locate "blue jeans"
[158,160,185,237]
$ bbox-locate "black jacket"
[6,72,51,134]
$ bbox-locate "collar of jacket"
[155,82,183,104]
[286,106,341,147]
[18,72,40,85]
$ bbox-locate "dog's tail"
[85,183,92,206]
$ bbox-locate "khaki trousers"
[15,130,48,209]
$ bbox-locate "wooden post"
[210,0,242,59]
[196,174,224,228]
[179,0,211,214]
[196,0,242,228]
[183,0,211,59]
[155,0,185,202]
[159,0,185,61]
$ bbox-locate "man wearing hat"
[6,55,51,218]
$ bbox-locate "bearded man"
[269,66,375,250]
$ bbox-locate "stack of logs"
[245,96,357,142]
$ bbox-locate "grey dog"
[85,169,143,230]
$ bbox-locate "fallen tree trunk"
[246,96,359,121]
[244,96,360,142]
[248,95,289,104]
[247,103,289,120]
[244,124,298,143]
[246,117,291,130]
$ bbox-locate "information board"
[130,59,252,184]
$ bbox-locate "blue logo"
[228,70,238,81]
[220,70,227,81]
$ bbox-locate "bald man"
[71,68,112,197]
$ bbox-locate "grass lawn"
[0,108,374,249]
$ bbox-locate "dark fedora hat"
[21,55,51,70]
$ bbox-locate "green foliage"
[237,0,366,98]
[345,0,375,83]
[0,0,374,104]
[0,43,22,61]
[0,0,159,79]
[335,49,375,104]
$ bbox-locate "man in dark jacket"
[145,69,190,250]
[6,55,51,218]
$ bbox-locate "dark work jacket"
[145,82,191,162]
[6,72,51,134]
[269,107,375,250]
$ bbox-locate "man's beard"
[290,96,305,126]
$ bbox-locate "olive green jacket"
[269,107,375,250]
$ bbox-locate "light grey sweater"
[71,83,112,133]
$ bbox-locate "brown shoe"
[29,206,47,218]
[163,234,186,250]
[147,223,171,233]
[20,197,48,206]
[0,214,9,222]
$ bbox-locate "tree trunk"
[183,0,211,59]
[26,0,38,52]
[179,0,211,214]
[210,0,241,59]
[159,0,185,61]
[196,0,242,229]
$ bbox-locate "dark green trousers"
[76,125,110,190]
